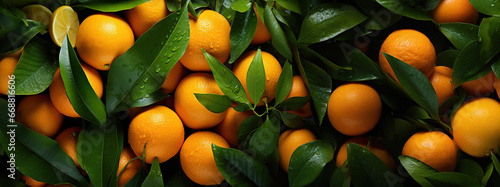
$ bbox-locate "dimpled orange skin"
[327,83,382,136]
[278,128,317,172]
[251,5,271,45]
[22,175,46,187]
[379,29,436,81]
[461,71,495,97]
[0,57,18,95]
[128,105,184,164]
[233,50,282,106]
[180,131,229,185]
[402,131,457,172]
[284,75,313,118]
[49,64,103,118]
[124,0,169,38]
[161,62,188,94]
[452,97,500,157]
[179,10,231,71]
[174,73,228,129]
[117,147,143,187]
[55,127,85,174]
[429,66,454,107]
[431,0,479,24]
[214,107,254,148]
[336,136,395,171]
[16,94,64,138]
[75,13,134,71]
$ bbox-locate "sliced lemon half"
[49,6,79,47]
[21,4,53,26]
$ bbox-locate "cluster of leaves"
[1,0,500,186]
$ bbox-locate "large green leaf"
[301,59,332,125]
[237,115,260,143]
[263,4,292,60]
[399,155,438,187]
[375,0,432,21]
[439,23,479,50]
[141,158,163,187]
[75,0,149,12]
[230,0,251,12]
[194,93,233,113]
[229,6,256,63]
[12,36,59,95]
[276,0,301,14]
[246,49,265,108]
[124,166,147,187]
[288,140,334,187]
[0,7,45,54]
[354,0,401,30]
[248,116,279,161]
[106,3,189,113]
[478,16,500,63]
[456,159,484,183]
[470,0,500,16]
[425,172,482,186]
[451,41,490,88]
[274,60,293,105]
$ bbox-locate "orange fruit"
[49,6,79,47]
[402,131,457,172]
[431,0,479,24]
[22,175,46,187]
[75,13,134,70]
[379,29,436,82]
[0,57,18,95]
[128,105,184,164]
[278,128,317,172]
[49,64,103,118]
[55,127,85,174]
[214,107,254,148]
[179,10,231,71]
[250,5,271,45]
[452,97,500,157]
[283,75,313,118]
[16,94,64,138]
[327,83,382,136]
[336,136,395,171]
[233,50,282,106]
[461,71,495,97]
[180,131,229,185]
[161,62,188,94]
[174,73,228,129]
[428,66,454,107]
[117,147,142,187]
[124,0,169,38]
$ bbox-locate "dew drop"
[139,85,145,89]
[144,78,149,83]
[172,47,179,52]
[168,53,174,58]
[160,41,165,46]
[165,35,169,39]
[181,31,186,36]
[227,15,232,19]
[156,68,161,73]
[145,94,150,98]
[176,12,180,15]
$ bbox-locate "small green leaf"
[194,93,232,113]
[478,16,500,63]
[276,0,301,14]
[399,155,438,186]
[425,172,482,186]
[439,23,479,50]
[375,0,433,21]
[483,163,494,185]
[470,0,500,16]
[237,115,261,143]
[166,0,182,12]
[274,61,293,105]
[231,0,251,12]
[141,158,163,187]
[263,4,292,60]
[492,152,500,178]
[229,6,257,63]
[0,7,45,54]
[456,159,484,183]
[451,41,490,88]
[301,59,332,125]
[249,116,280,161]
[74,0,149,12]
[288,140,334,187]
[246,49,266,108]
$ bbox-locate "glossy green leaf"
[276,96,310,112]
[331,165,350,187]
[263,4,292,60]
[0,7,45,54]
[478,16,500,63]
[436,50,459,67]
[276,0,301,14]
[354,0,402,30]
[298,3,368,44]
[456,159,484,183]
[274,60,293,105]
[451,41,490,88]
[166,0,182,12]
[59,36,107,125]
[279,111,308,128]
[302,59,332,125]
[288,140,334,187]
[194,93,232,113]
[237,115,260,143]
[219,0,236,23]
[12,36,58,95]
[229,6,257,63]
[399,155,438,186]
[106,3,189,113]
[425,172,482,186]
[75,0,149,12]
[230,0,251,12]
[381,117,417,156]
[124,166,147,187]
[249,116,279,161]
[212,144,272,187]
[246,49,266,108]
[332,48,384,81]
[439,23,479,50]
[483,163,494,185]
[492,152,500,178]
[375,0,432,21]
[470,0,500,16]
[141,158,163,187]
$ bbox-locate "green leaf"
[230,0,251,12]
[276,96,310,112]
[301,59,332,125]
[456,159,484,183]
[246,49,266,108]
[12,36,59,95]
[212,144,272,187]
[381,117,417,157]
[229,6,257,63]
[451,41,490,88]
[384,53,439,120]
[141,158,163,187]
[354,0,402,30]
[166,0,182,12]
[219,0,236,23]
[0,7,45,54]
[298,3,368,44]
[237,115,260,143]
[399,155,438,187]
[163,170,198,187]
[439,23,479,50]
[436,50,459,67]
[248,116,279,161]
[124,166,147,187]
[263,4,292,60]
[375,0,433,21]
[279,111,308,128]
[75,0,149,12]
[492,152,500,178]
[288,140,334,187]
[333,48,384,81]
[483,163,494,185]
[478,16,500,63]
[425,172,482,186]
[274,61,293,105]
[59,36,107,125]
[470,0,500,16]
[276,0,301,14]
[194,93,232,113]
[330,165,350,187]
[106,3,189,113]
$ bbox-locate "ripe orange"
[160,62,188,94]
[16,94,64,138]
[428,66,454,107]
[379,29,436,82]
[75,13,134,70]
[180,131,229,185]
[49,64,103,118]
[278,128,317,172]
[250,5,271,45]
[431,0,479,24]
[179,10,231,71]
[327,83,382,136]
[336,136,395,170]
[283,75,312,118]
[128,105,184,164]
[22,175,46,187]
[124,0,169,38]
[0,57,18,95]
[55,127,85,174]
[214,107,254,148]
[461,71,495,97]
[452,97,500,157]
[402,131,457,172]
[174,73,228,129]
[233,50,282,106]
[117,147,142,187]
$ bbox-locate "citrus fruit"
[49,63,103,118]
[233,50,282,106]
[214,107,254,148]
[124,0,169,38]
[55,127,85,174]
[75,13,134,70]
[278,128,317,172]
[16,94,64,138]
[22,175,46,187]
[428,66,454,107]
[22,4,52,26]
[327,83,382,136]
[452,97,500,157]
[49,6,79,47]
[283,75,312,118]
[174,73,228,129]
[179,10,231,71]
[379,29,436,81]
[336,136,395,170]
[402,131,457,172]
[161,62,188,94]
[128,105,184,164]
[180,131,229,185]
[251,5,271,45]
[117,147,143,187]
[461,71,495,97]
[431,0,479,24]
[0,57,18,95]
